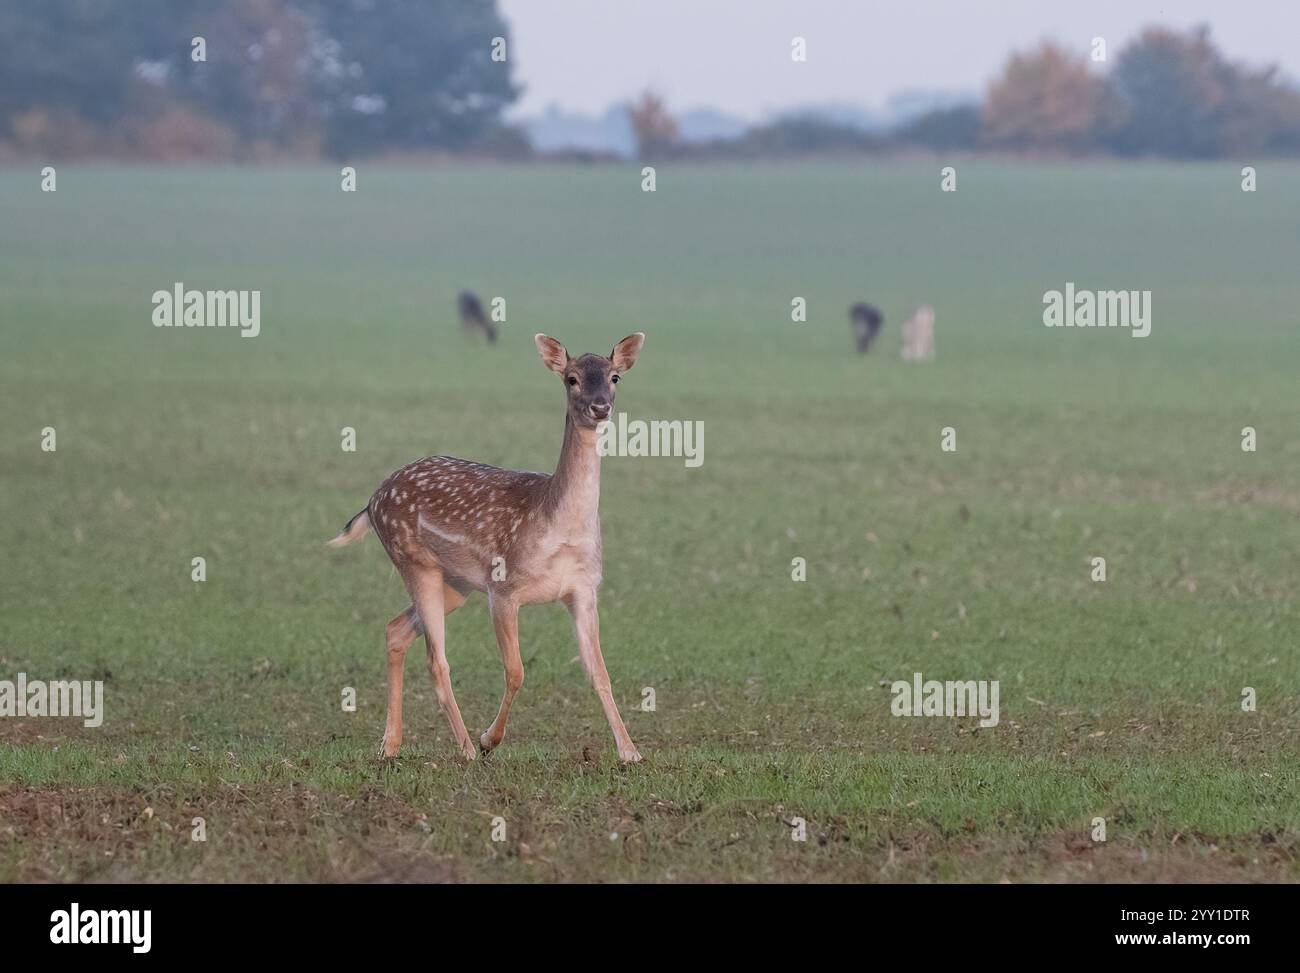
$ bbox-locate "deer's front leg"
[564,588,641,763]
[480,595,523,753]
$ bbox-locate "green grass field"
[1,161,1298,882]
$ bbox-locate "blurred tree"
[898,104,982,151]
[1111,25,1300,157]
[0,0,182,134]
[1219,64,1300,156]
[1109,26,1227,157]
[736,115,884,157]
[628,90,678,160]
[174,0,318,148]
[983,42,1117,153]
[463,122,534,160]
[0,0,520,159]
[304,0,520,157]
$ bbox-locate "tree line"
[641,27,1300,161]
[2,5,1297,162]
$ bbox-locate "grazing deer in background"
[458,290,498,343]
[900,305,935,361]
[328,333,646,764]
[849,302,883,353]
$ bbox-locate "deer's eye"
[567,376,578,387]
[611,374,620,384]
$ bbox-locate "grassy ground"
[1,162,1297,882]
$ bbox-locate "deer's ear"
[534,334,569,375]
[611,332,645,373]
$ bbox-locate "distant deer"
[458,290,498,343]
[849,302,883,353]
[328,333,646,764]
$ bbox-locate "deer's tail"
[327,508,372,548]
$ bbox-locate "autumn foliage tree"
[982,42,1117,153]
[629,90,678,160]
[982,27,1300,158]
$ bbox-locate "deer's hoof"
[479,731,497,754]
[618,748,643,764]
[378,737,400,760]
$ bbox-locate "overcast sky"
[499,0,1300,118]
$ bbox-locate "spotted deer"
[328,333,646,764]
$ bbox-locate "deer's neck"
[545,415,601,530]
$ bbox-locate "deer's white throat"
[547,418,602,531]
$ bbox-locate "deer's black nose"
[590,401,611,419]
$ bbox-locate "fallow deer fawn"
[328,333,646,764]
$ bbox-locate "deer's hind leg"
[379,605,420,758]
[379,583,467,759]
[409,571,476,760]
